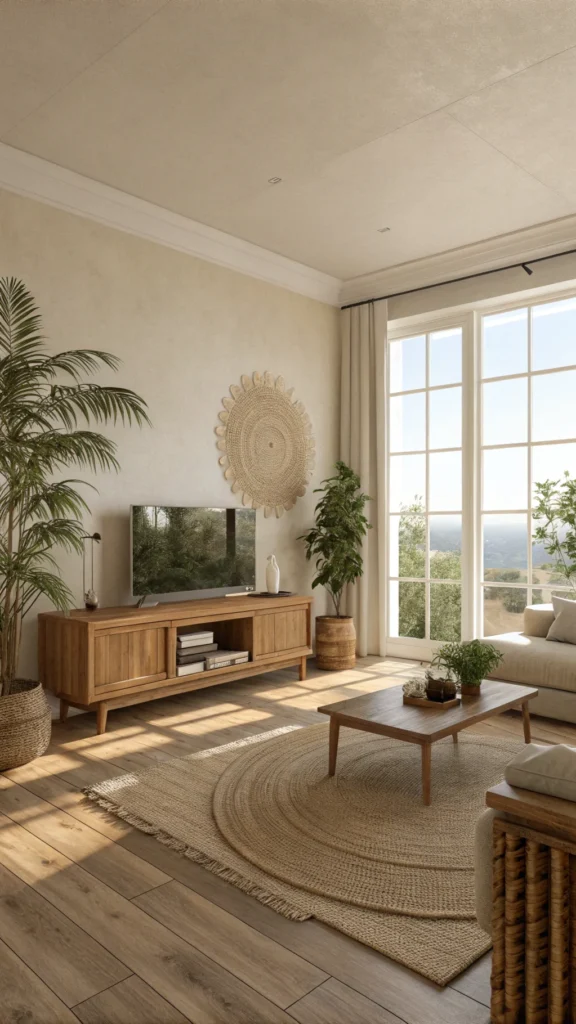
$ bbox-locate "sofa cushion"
[547,595,576,645]
[488,631,576,693]
[505,742,576,801]
[523,603,554,638]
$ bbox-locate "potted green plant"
[0,277,149,770]
[300,461,371,670]
[431,639,504,695]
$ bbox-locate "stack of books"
[205,650,249,671]
[176,631,249,676]
[176,631,216,676]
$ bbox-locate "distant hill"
[430,518,553,570]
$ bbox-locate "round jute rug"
[213,725,521,919]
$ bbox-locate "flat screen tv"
[131,506,256,600]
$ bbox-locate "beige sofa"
[488,603,576,723]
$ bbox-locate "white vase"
[266,554,280,594]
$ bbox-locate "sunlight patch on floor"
[344,677,407,692]
[62,730,179,759]
[252,684,309,701]
[147,702,242,727]
[0,816,75,883]
[173,707,272,735]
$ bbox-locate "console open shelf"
[39,594,313,733]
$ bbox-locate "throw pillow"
[524,603,554,637]
[505,742,576,802]
[546,594,576,645]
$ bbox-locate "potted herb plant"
[431,639,504,695]
[300,461,371,670]
[0,277,149,770]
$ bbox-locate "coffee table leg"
[421,743,431,806]
[328,717,340,776]
[522,701,531,743]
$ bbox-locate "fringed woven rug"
[85,724,520,985]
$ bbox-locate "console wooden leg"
[299,656,307,681]
[96,704,108,735]
[452,733,458,743]
[421,743,432,806]
[59,699,69,723]
[328,717,340,777]
[522,701,531,743]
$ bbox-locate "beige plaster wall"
[0,189,340,677]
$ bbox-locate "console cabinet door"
[253,614,275,656]
[253,609,307,657]
[273,609,307,651]
[94,625,168,695]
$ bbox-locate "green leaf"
[299,461,371,615]
[0,277,150,693]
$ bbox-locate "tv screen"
[131,506,256,598]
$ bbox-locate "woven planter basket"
[0,680,51,771]
[315,616,356,671]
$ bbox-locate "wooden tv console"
[38,594,313,734]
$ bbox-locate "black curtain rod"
[340,244,576,311]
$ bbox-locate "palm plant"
[0,277,149,696]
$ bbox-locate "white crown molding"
[340,216,576,307]
[0,142,342,306]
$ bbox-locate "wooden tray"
[403,695,461,709]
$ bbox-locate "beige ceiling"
[2,0,576,280]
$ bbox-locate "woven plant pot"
[0,680,51,771]
[315,616,356,671]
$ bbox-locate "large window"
[480,298,576,635]
[386,292,576,655]
[388,328,463,645]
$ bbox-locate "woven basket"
[0,679,51,771]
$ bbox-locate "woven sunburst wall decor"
[215,371,315,517]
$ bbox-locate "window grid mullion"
[389,380,464,398]
[480,438,576,452]
[482,361,576,385]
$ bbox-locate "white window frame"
[385,280,576,662]
[476,297,576,638]
[386,311,474,662]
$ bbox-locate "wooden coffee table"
[318,680,538,806]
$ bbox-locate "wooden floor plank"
[0,937,80,1024]
[7,656,565,1024]
[119,829,488,1024]
[0,861,130,1006]
[9,749,126,788]
[0,812,297,1024]
[288,977,404,1023]
[449,952,491,1007]
[0,779,170,897]
[2,762,133,840]
[73,976,190,1024]
[134,879,328,1008]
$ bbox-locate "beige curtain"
[340,300,387,656]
